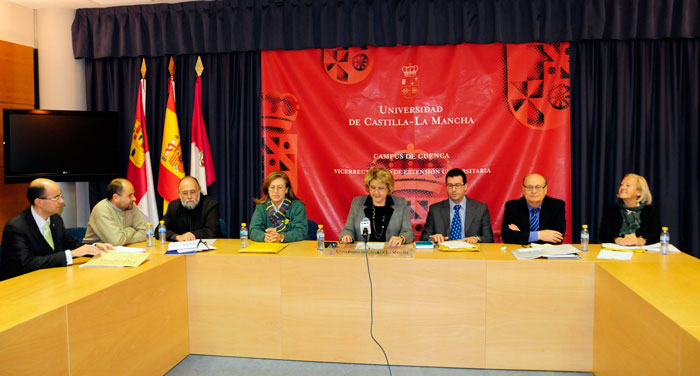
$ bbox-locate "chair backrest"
[219,218,228,238]
[67,227,87,244]
[307,219,318,240]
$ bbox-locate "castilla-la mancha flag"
[127,76,159,226]
[158,75,185,213]
[190,75,216,194]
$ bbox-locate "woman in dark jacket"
[599,173,660,245]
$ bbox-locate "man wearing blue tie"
[501,173,566,244]
[420,168,493,244]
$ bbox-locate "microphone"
[360,217,371,242]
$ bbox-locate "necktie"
[43,221,55,250]
[530,208,540,232]
[449,204,462,240]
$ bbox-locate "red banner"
[262,42,572,242]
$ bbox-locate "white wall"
[0,0,34,47]
[35,8,90,227]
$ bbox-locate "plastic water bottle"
[240,223,249,248]
[580,224,589,252]
[146,222,155,247]
[316,224,325,251]
[660,226,670,255]
[158,220,167,244]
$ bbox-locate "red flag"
[158,75,185,213]
[190,75,216,194]
[127,76,159,226]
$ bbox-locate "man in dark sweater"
[163,176,221,241]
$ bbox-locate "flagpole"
[190,56,216,195]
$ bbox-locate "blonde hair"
[253,171,297,204]
[364,167,394,194]
[621,173,653,205]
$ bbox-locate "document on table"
[642,242,681,253]
[601,243,645,252]
[79,251,149,268]
[438,240,479,252]
[238,242,287,253]
[597,249,633,260]
[167,239,216,253]
[511,244,580,260]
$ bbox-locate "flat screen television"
[3,109,120,183]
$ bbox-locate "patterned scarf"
[266,198,292,232]
[618,199,645,237]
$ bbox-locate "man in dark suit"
[163,176,221,241]
[501,173,566,244]
[420,168,493,244]
[0,178,112,281]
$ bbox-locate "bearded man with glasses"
[501,173,566,245]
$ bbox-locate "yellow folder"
[238,242,287,254]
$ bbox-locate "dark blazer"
[599,204,661,244]
[340,195,415,242]
[420,198,494,242]
[500,196,566,244]
[163,195,222,241]
[1,207,82,281]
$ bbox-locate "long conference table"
[1,240,699,376]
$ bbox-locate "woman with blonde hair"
[250,171,308,243]
[599,173,660,246]
[339,167,414,246]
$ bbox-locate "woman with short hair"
[599,173,661,246]
[339,167,414,246]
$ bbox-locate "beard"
[182,197,200,210]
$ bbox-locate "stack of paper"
[167,239,216,254]
[601,243,645,252]
[510,244,581,260]
[597,250,634,260]
[438,240,479,252]
[79,251,149,268]
[642,242,681,253]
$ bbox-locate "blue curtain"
[571,39,700,255]
[85,53,261,237]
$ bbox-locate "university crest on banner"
[261,92,300,190]
[504,42,570,130]
[262,43,572,242]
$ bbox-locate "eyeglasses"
[523,185,546,191]
[446,183,465,189]
[268,185,286,192]
[369,185,387,193]
[39,194,64,201]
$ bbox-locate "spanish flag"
[127,59,159,225]
[157,70,185,214]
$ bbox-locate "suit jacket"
[599,204,661,244]
[163,195,221,241]
[500,196,566,244]
[420,198,494,242]
[340,195,415,242]
[1,207,82,281]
